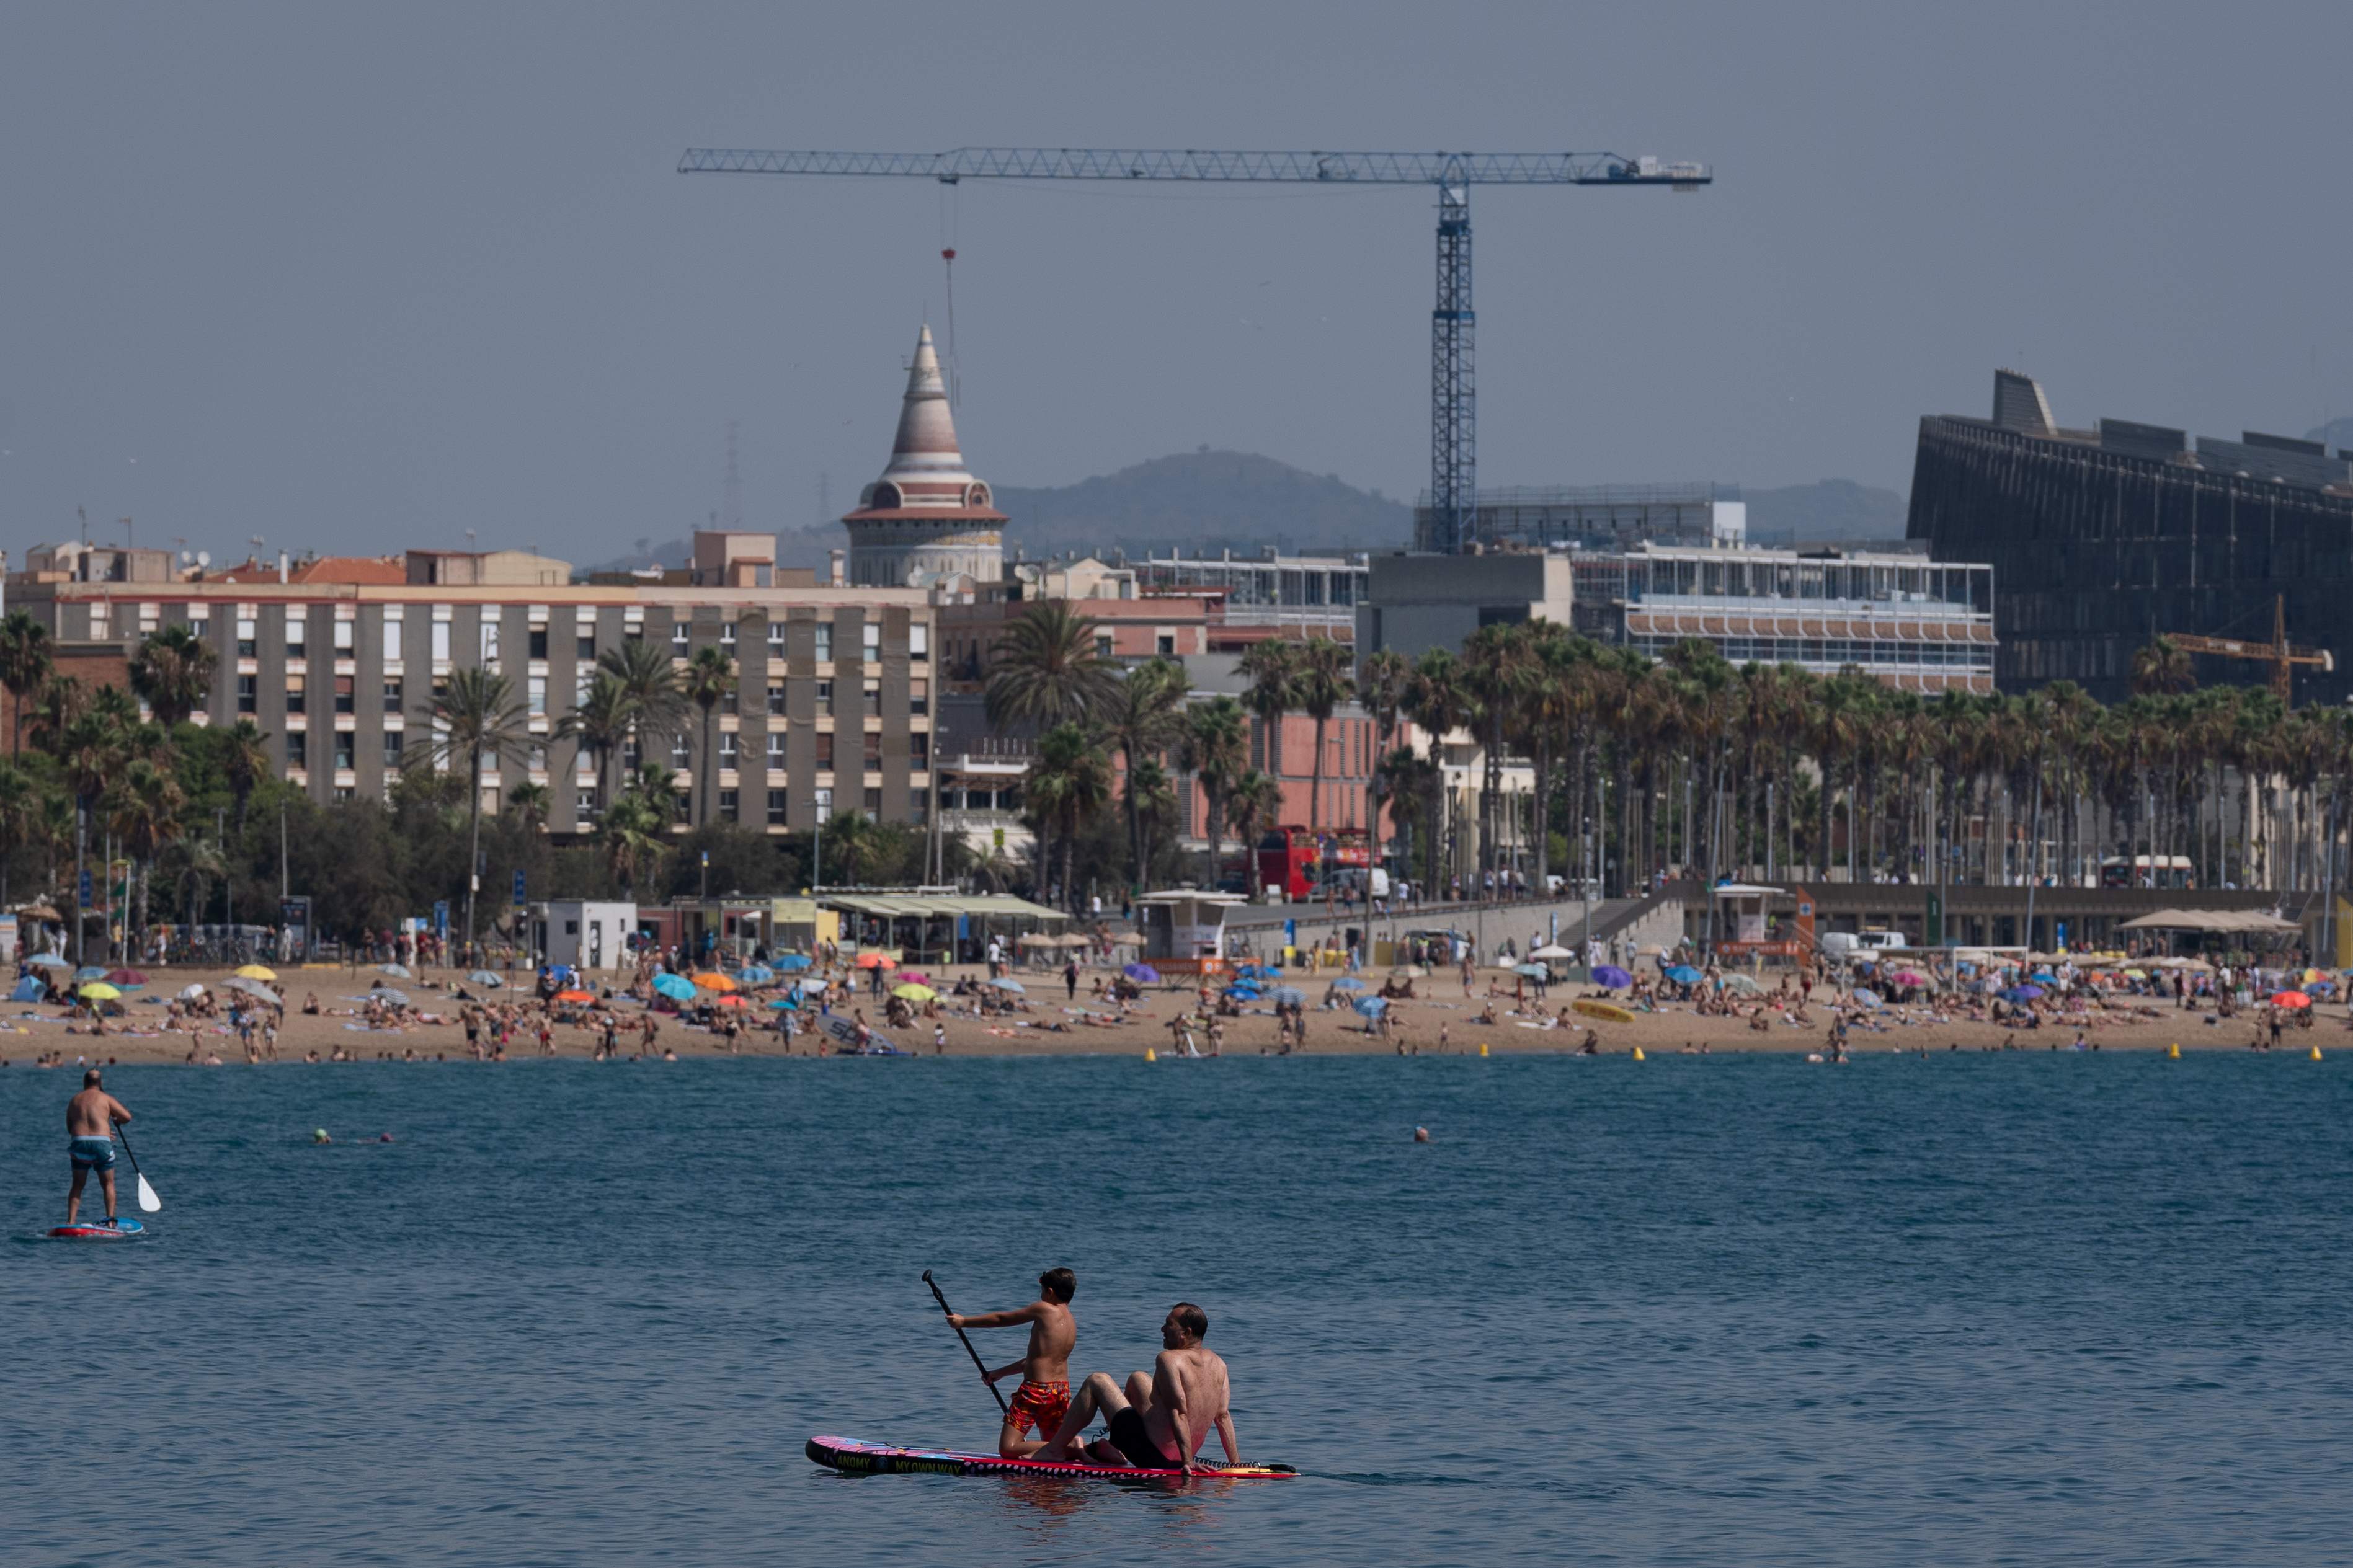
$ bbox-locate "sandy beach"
[4,962,2341,1066]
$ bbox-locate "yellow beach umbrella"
[78,981,123,1001]
[234,965,278,981]
[892,983,937,1002]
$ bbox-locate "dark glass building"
[1906,370,2353,703]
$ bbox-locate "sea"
[4,1047,2349,1566]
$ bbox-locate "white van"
[1821,928,1908,958]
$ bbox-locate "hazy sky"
[6,2,2351,565]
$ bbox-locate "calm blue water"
[4,1050,2350,1566]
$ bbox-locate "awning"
[2119,908,2302,933]
[819,893,1069,921]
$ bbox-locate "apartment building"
[6,533,936,836]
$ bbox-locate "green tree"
[413,667,532,954]
[682,645,737,826]
[1023,722,1113,911]
[1291,637,1354,835]
[1236,638,1298,781]
[0,611,54,758]
[2130,636,2196,698]
[1099,658,1189,894]
[1183,695,1250,890]
[562,670,636,817]
[1224,768,1283,893]
[219,719,273,831]
[128,624,219,727]
[597,637,688,779]
[104,756,186,946]
[0,759,43,909]
[984,602,1117,733]
[1358,647,1410,871]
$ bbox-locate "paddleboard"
[806,1434,1294,1481]
[48,1218,145,1241]
[1572,999,1634,1024]
[821,1015,867,1050]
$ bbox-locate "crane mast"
[679,145,1710,553]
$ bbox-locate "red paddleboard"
[48,1218,145,1241]
[806,1434,1293,1481]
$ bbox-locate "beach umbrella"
[177,982,208,1000]
[767,994,801,1009]
[1890,970,1926,986]
[1722,973,1763,994]
[234,965,277,981]
[1123,963,1160,984]
[853,952,897,970]
[1240,963,1281,980]
[373,988,411,1007]
[105,968,149,987]
[221,977,277,1002]
[78,981,122,1001]
[25,953,69,969]
[692,971,738,992]
[554,988,596,1003]
[775,954,812,972]
[1664,965,1703,985]
[75,966,109,983]
[1514,963,1549,980]
[1331,976,1366,991]
[1353,996,1389,1017]
[2123,968,2148,980]
[10,976,45,1001]
[1999,985,2045,1004]
[652,974,698,1002]
[737,965,775,985]
[2029,970,2057,984]
[892,983,937,1002]
[1531,942,1577,960]
[713,994,752,1009]
[896,971,931,985]
[468,970,505,988]
[378,963,412,978]
[1222,986,1260,1001]
[1850,986,1882,1008]
[1268,986,1306,1006]
[988,978,1028,994]
[1591,965,1632,990]
[2274,990,2313,1009]
[1388,964,1428,980]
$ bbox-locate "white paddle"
[113,1122,162,1213]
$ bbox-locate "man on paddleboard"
[1037,1303,1242,1474]
[64,1070,134,1228]
[948,1267,1079,1458]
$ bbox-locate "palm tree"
[1128,756,1180,880]
[1023,721,1113,911]
[1235,639,1298,780]
[1402,648,1478,889]
[25,674,87,756]
[104,757,185,949]
[682,645,737,826]
[221,719,273,831]
[984,603,1117,733]
[2131,636,2196,698]
[1184,695,1250,892]
[821,808,879,887]
[598,638,688,778]
[506,781,553,831]
[0,611,54,757]
[0,760,40,910]
[1358,647,1409,871]
[1377,746,1443,894]
[1224,768,1283,893]
[600,788,668,893]
[1291,637,1354,834]
[128,624,220,727]
[1099,658,1189,893]
[414,667,532,954]
[562,671,636,817]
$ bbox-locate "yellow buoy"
[1632,1045,1647,1061]
[2167,1042,2181,1060]
[1477,1042,1488,1057]
[1144,1047,1157,1063]
[2311,1045,2324,1061]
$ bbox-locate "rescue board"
[806,1434,1294,1481]
[48,1217,145,1240]
[1572,999,1635,1024]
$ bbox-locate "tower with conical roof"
[841,326,1007,588]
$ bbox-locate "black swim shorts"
[1106,1405,1175,1470]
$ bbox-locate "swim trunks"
[68,1135,116,1172]
[1005,1379,1070,1438]
[1107,1404,1176,1470]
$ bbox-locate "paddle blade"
[135,1173,161,1213]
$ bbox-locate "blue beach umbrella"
[74,966,108,983]
[775,954,812,972]
[1123,963,1160,984]
[1664,965,1703,985]
[1851,987,1883,1008]
[1353,996,1388,1017]
[1240,963,1279,981]
[1331,976,1366,991]
[652,973,698,1002]
[737,965,774,985]
[1591,964,1632,989]
[11,975,44,1001]
[1999,984,2045,1004]
[989,978,1027,994]
[767,994,800,1010]
[468,970,505,988]
[1515,963,1549,980]
[1222,985,1259,1000]
[25,953,69,969]
[1268,986,1306,1006]
[378,963,412,978]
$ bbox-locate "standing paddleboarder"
[64,1070,134,1228]
[947,1267,1079,1458]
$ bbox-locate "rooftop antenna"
[465,529,478,551]
[249,534,265,565]
[941,248,959,409]
[723,420,744,530]
[78,505,89,544]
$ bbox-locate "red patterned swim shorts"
[1005,1379,1072,1437]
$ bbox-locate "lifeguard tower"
[1133,891,1250,981]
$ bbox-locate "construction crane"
[677,147,1711,554]
[2166,595,2333,704]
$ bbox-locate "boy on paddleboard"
[1037,1302,1242,1474]
[64,1070,134,1228]
[948,1267,1078,1458]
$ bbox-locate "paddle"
[112,1122,162,1214]
[923,1269,1008,1413]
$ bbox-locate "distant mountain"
[1741,478,1910,543]
[2305,417,2353,451]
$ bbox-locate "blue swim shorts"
[69,1135,117,1172]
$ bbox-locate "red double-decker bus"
[1255,825,1371,901]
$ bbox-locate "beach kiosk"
[1134,891,1250,981]
[1712,883,1805,962]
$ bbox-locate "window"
[527,743,546,772]
[718,788,738,821]
[577,634,596,662]
[767,680,786,717]
[430,622,451,663]
[862,621,880,660]
[236,619,257,658]
[334,675,355,715]
[527,676,546,716]
[909,678,928,717]
[721,620,736,648]
[721,685,738,716]
[671,735,690,768]
[909,623,928,660]
[812,623,832,662]
[863,787,882,816]
[862,680,881,717]
[812,787,832,825]
[334,618,355,653]
[1157,633,1176,655]
[285,675,305,715]
[238,675,257,714]
[528,626,548,661]
[910,787,928,825]
[863,731,882,769]
[383,620,402,662]
[286,618,307,659]
[1095,634,1114,658]
[481,620,500,666]
[815,732,834,770]
[766,730,785,765]
[287,731,306,768]
[671,620,690,654]
[623,735,642,771]
[912,732,928,767]
[815,680,832,717]
[383,677,403,715]
[767,789,786,826]
[334,786,354,804]
[767,619,785,657]
[719,731,737,765]
[88,603,109,640]
[334,732,355,771]
[577,789,597,823]
[384,729,404,767]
